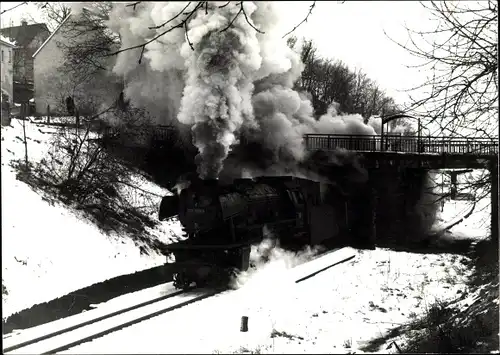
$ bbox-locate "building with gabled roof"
[1,35,17,104]
[32,15,71,59]
[0,20,50,103]
[32,12,122,115]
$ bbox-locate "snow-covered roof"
[0,35,16,47]
[32,13,72,58]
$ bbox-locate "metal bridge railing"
[304,134,499,156]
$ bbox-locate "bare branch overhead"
[282,1,316,39]
[385,0,498,137]
[108,1,205,63]
[126,2,141,11]
[109,1,269,64]
[1,2,28,16]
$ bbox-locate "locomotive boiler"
[159,175,350,289]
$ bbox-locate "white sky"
[277,1,434,106]
[0,1,434,106]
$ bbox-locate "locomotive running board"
[160,238,262,252]
[291,247,357,283]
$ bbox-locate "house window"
[1,50,4,62]
[8,50,11,63]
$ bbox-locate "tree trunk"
[22,103,29,166]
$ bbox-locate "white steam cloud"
[229,226,321,290]
[225,227,322,337]
[107,2,394,179]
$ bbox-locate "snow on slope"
[432,194,490,239]
[431,170,491,240]
[1,119,183,319]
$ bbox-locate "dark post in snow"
[47,104,51,124]
[240,316,248,332]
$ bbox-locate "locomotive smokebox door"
[159,195,179,220]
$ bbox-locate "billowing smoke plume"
[316,104,377,136]
[176,5,262,179]
[107,2,393,179]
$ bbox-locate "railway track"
[3,284,220,355]
[3,247,356,355]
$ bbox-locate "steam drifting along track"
[3,247,356,354]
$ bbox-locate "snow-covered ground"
[61,247,474,354]
[1,119,183,319]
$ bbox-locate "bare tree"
[386,1,498,138]
[387,1,498,242]
[34,2,122,118]
[108,1,317,63]
[33,2,117,80]
[288,37,402,119]
[35,2,72,31]
[58,4,119,83]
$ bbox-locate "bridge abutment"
[367,168,433,247]
[341,183,375,249]
[305,138,498,248]
[369,183,378,248]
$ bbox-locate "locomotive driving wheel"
[227,266,239,279]
[173,271,192,290]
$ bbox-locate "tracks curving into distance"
[3,285,219,355]
[3,247,356,355]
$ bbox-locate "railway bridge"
[303,133,499,244]
[304,133,498,169]
[109,125,499,245]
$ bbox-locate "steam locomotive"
[158,175,360,289]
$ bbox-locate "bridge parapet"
[304,134,499,156]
